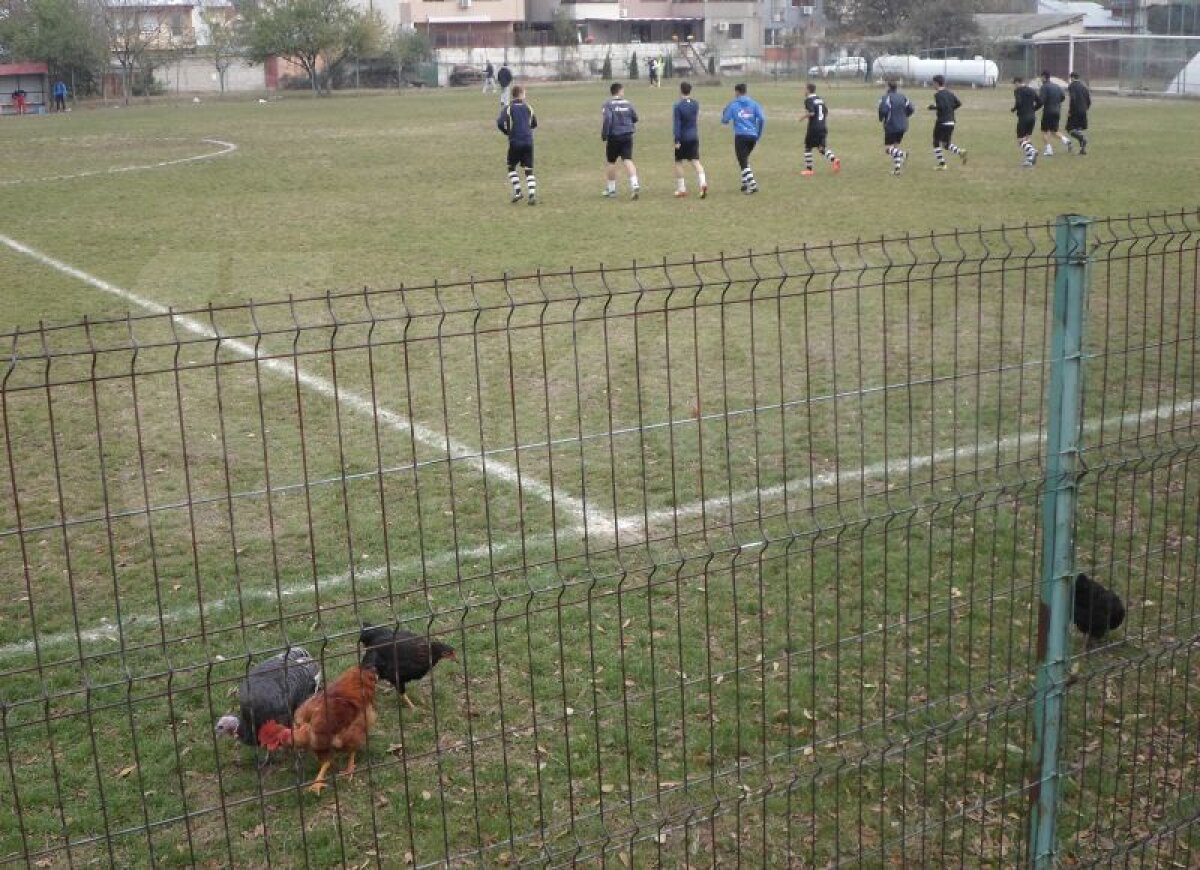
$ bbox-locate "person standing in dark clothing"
[1038,71,1072,155]
[928,75,967,170]
[497,85,538,205]
[483,61,496,94]
[497,64,513,107]
[1067,71,1091,155]
[1011,77,1042,167]
[601,82,640,199]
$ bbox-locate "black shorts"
[674,140,699,161]
[1016,116,1036,138]
[734,135,757,169]
[804,128,827,150]
[606,135,634,163]
[507,143,533,171]
[932,123,955,147]
[883,129,905,146]
[1067,112,1088,132]
[1041,112,1061,133]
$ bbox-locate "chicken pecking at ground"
[1073,573,1126,649]
[358,623,456,710]
[214,647,321,765]
[258,663,378,794]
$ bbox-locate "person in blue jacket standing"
[878,79,914,176]
[720,83,765,195]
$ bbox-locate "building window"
[729,22,743,39]
[171,13,184,36]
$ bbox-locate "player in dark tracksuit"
[498,85,537,205]
[602,82,640,199]
[801,83,840,176]
[928,75,967,170]
[878,80,914,176]
[1067,72,1091,155]
[1011,77,1042,167]
[672,81,707,198]
[1038,71,1072,155]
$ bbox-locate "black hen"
[1072,573,1126,647]
[359,623,456,709]
[215,647,322,758]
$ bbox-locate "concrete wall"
[153,56,267,93]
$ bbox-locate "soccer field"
[0,82,1198,867]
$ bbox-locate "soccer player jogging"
[1067,71,1091,155]
[672,81,707,198]
[1011,77,1042,167]
[1038,71,1072,155]
[928,75,967,170]
[878,80,914,176]
[801,83,840,176]
[497,85,538,205]
[601,82,641,200]
[721,83,765,194]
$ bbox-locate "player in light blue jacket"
[720,83,765,194]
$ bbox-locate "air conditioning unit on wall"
[618,7,628,18]
[459,0,471,8]
[715,21,729,32]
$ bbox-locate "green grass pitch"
[0,81,1198,867]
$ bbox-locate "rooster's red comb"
[257,720,292,750]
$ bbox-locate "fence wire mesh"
[1,209,1198,867]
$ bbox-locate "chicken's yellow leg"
[342,752,357,780]
[402,693,416,710]
[307,761,332,794]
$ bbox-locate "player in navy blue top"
[877,80,914,176]
[497,85,538,205]
[1066,71,1091,155]
[1011,77,1042,167]
[1038,71,1072,155]
[928,75,967,170]
[672,81,707,198]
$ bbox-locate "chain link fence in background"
[1,210,1198,866]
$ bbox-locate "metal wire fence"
[1,209,1198,867]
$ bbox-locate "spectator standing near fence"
[1038,71,1072,156]
[483,62,496,94]
[1011,77,1042,167]
[801,83,839,177]
[53,80,67,111]
[928,75,967,170]
[601,82,640,199]
[1067,71,1091,155]
[672,81,706,198]
[877,79,913,176]
[497,64,513,107]
[497,85,538,206]
[648,57,659,88]
[11,87,27,115]
[721,82,764,194]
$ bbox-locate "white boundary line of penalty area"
[0,534,553,660]
[0,234,615,537]
[0,138,239,187]
[616,396,1200,537]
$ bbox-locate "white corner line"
[0,233,613,537]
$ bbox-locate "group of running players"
[494,70,1093,204]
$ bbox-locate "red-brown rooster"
[258,663,378,794]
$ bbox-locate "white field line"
[616,396,1200,537]
[0,233,614,537]
[0,138,239,186]
[0,533,554,660]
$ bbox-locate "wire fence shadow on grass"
[1,209,1198,867]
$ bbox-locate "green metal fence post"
[1029,214,1092,868]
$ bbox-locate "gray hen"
[215,648,322,759]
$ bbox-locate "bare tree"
[99,0,156,103]
[200,4,243,93]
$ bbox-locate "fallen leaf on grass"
[116,765,136,779]
[241,824,264,841]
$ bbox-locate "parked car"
[449,65,484,87]
[808,56,868,78]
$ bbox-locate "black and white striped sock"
[888,146,905,172]
[741,167,756,190]
[804,151,814,171]
[934,146,945,166]
[508,170,521,196]
[825,149,837,163]
[525,172,537,198]
[1021,141,1038,163]
[948,144,963,155]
